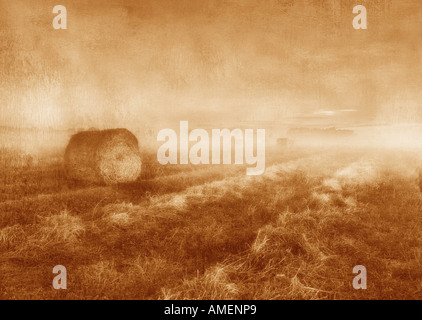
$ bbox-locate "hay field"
[1,132,422,299]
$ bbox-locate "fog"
[0,0,422,131]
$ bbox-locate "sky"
[1,0,422,129]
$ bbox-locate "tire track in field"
[137,148,370,213]
[0,147,363,229]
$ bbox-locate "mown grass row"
[1,148,422,299]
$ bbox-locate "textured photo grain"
[1,0,422,300]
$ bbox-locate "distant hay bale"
[64,128,142,185]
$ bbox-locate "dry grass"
[1,145,422,299]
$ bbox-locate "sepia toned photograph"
[1,0,422,302]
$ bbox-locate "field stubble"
[1,146,422,299]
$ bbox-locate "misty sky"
[1,0,422,129]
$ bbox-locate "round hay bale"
[64,128,142,185]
